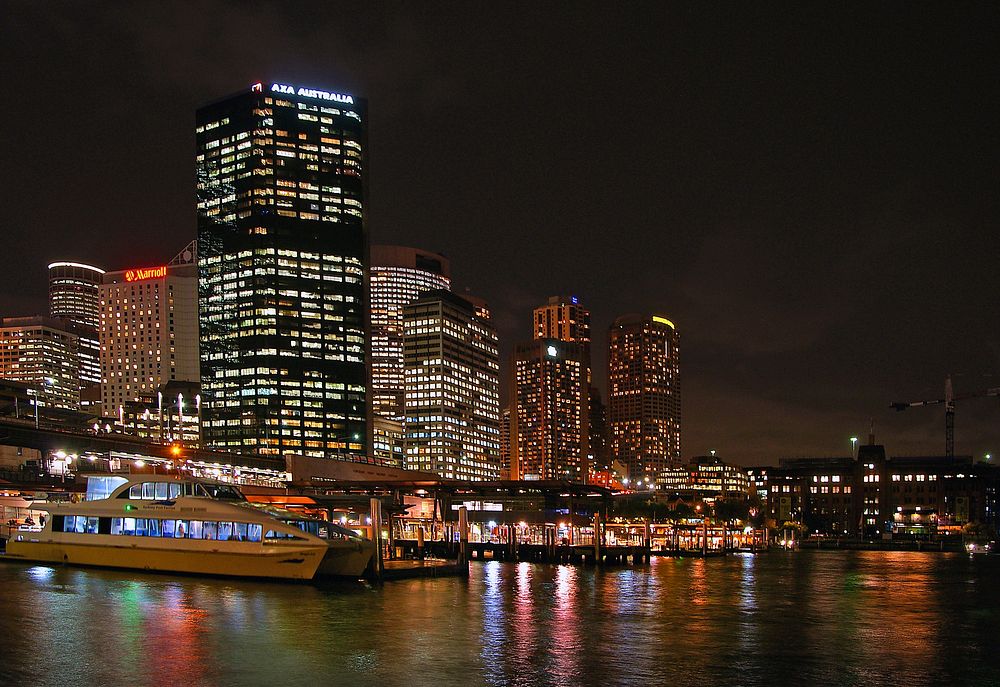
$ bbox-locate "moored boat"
[3,475,371,580]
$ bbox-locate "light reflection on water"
[0,552,998,687]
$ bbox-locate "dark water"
[1,551,998,687]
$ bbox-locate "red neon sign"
[124,266,167,282]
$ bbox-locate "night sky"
[1,4,998,465]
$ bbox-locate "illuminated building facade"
[510,339,588,481]
[48,261,104,393]
[403,291,500,480]
[99,247,199,417]
[533,295,591,352]
[0,316,81,410]
[608,314,681,481]
[370,245,450,422]
[197,82,368,460]
[372,415,404,468]
[118,380,203,447]
[753,445,1000,538]
[500,406,511,479]
[657,455,750,497]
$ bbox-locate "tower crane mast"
[890,375,1000,457]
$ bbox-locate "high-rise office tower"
[197,81,368,459]
[509,296,590,482]
[589,386,609,474]
[510,338,588,481]
[403,290,500,480]
[99,245,199,415]
[608,314,680,481]
[370,245,450,422]
[49,261,104,329]
[0,316,81,411]
[48,261,104,392]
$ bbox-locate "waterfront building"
[48,261,104,394]
[403,290,500,480]
[608,314,681,481]
[370,245,450,422]
[751,444,1000,537]
[99,245,199,418]
[510,338,588,482]
[197,81,368,460]
[372,415,404,468]
[533,295,591,354]
[118,380,203,447]
[657,455,751,498]
[0,316,81,411]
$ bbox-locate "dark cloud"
[1,3,998,464]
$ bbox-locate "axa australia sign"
[255,82,354,105]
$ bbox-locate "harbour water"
[1,551,997,687]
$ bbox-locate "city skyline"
[1,5,998,463]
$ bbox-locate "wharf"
[394,539,651,565]
[378,558,467,580]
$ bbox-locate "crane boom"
[889,376,998,457]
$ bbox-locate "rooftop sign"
[124,266,167,282]
[652,316,675,329]
[262,82,354,105]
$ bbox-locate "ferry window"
[142,482,156,500]
[154,482,169,500]
[123,518,136,535]
[134,519,148,537]
[52,515,65,532]
[63,516,76,533]
[148,519,161,537]
[235,522,249,541]
[99,517,112,535]
[201,484,245,501]
[129,485,142,499]
[203,521,218,540]
[169,484,182,499]
[218,522,233,541]
[162,519,176,538]
[175,520,188,538]
[75,517,86,533]
[85,517,99,534]
[187,520,203,539]
[247,523,262,543]
[111,518,124,535]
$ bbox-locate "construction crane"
[891,375,1000,456]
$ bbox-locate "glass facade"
[403,291,500,480]
[197,82,368,460]
[0,317,81,411]
[370,246,450,422]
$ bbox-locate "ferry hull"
[4,540,325,581]
[316,541,376,578]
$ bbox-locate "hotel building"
[370,245,450,422]
[510,338,588,481]
[99,247,199,417]
[197,81,368,460]
[608,314,681,481]
[658,455,751,498]
[403,290,500,480]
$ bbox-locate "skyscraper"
[197,81,368,460]
[510,338,588,481]
[510,296,590,482]
[48,261,104,392]
[370,245,450,422]
[99,245,199,416]
[608,314,680,481]
[49,261,104,329]
[403,290,500,480]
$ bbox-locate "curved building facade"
[370,245,450,422]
